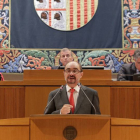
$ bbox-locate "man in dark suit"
[52,48,73,69]
[117,49,140,81]
[44,61,100,114]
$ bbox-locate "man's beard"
[67,76,76,84]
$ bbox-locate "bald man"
[44,61,101,114]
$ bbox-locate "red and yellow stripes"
[49,0,51,26]
[77,0,80,28]
[67,0,98,30]
[84,0,88,24]
[70,0,74,30]
[0,0,4,10]
[91,0,95,16]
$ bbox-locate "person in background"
[44,61,101,114]
[52,48,73,69]
[117,49,140,81]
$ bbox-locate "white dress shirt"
[60,85,80,114]
[66,85,80,107]
[136,69,140,74]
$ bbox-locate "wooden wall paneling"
[23,70,64,80]
[111,126,140,140]
[111,118,140,140]
[25,86,110,117]
[111,117,140,125]
[25,86,59,117]
[135,88,140,119]
[111,88,124,118]
[23,70,111,80]
[1,79,140,119]
[0,126,29,140]
[111,87,140,119]
[0,86,25,119]
[0,118,29,140]
[81,70,112,80]
[89,86,110,115]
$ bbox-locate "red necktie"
[69,88,75,114]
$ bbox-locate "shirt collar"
[136,69,140,73]
[66,85,80,93]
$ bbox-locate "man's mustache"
[68,76,76,78]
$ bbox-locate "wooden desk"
[0,80,140,119]
[0,118,29,140]
[0,70,140,119]
[111,117,140,140]
[0,116,140,140]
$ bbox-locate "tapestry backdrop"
[10,0,122,49]
[0,0,139,74]
[123,0,140,49]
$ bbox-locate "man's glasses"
[64,69,81,74]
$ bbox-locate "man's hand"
[60,104,73,114]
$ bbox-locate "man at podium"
[44,61,101,114]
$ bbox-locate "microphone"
[78,83,97,114]
[44,85,63,114]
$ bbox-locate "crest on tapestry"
[34,0,98,31]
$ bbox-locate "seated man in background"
[44,61,101,114]
[117,49,140,81]
[52,48,73,69]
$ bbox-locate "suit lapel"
[74,85,85,113]
[60,85,70,104]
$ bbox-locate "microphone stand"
[44,85,63,113]
[79,84,97,114]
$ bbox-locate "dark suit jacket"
[117,63,137,81]
[44,85,101,114]
[51,65,61,69]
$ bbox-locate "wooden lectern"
[30,115,110,140]
[0,115,110,140]
[1,115,140,140]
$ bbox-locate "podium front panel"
[30,115,110,140]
